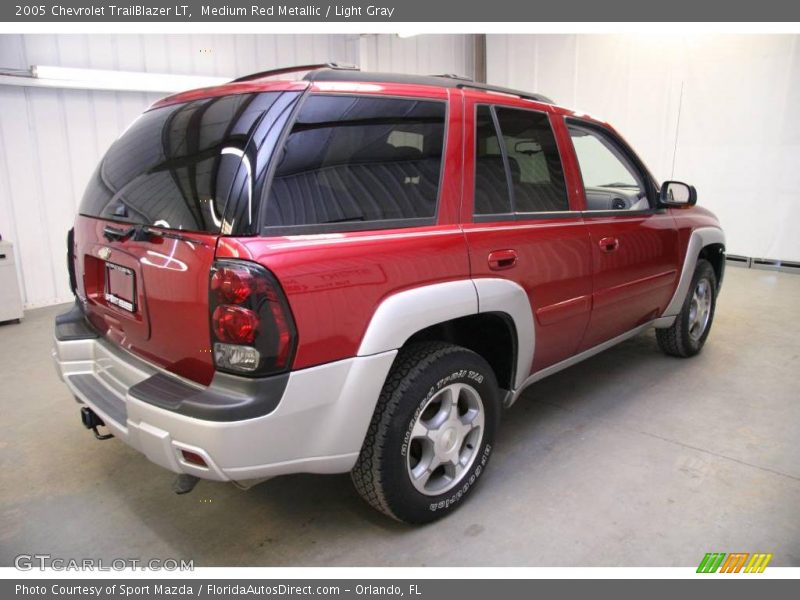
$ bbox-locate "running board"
[508,321,655,406]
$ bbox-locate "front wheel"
[657,258,718,357]
[351,342,500,524]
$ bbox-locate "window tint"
[494,107,569,213]
[569,124,650,211]
[263,95,446,229]
[80,92,283,233]
[474,106,512,215]
[474,106,569,216]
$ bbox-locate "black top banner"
[3,0,800,22]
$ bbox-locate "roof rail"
[431,73,473,82]
[231,65,555,105]
[231,62,359,84]
[456,82,554,104]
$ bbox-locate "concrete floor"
[1,266,798,567]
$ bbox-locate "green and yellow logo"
[697,552,773,573]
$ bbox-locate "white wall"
[488,34,800,263]
[0,34,473,309]
[359,34,474,77]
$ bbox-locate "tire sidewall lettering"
[400,369,485,459]
[428,443,492,512]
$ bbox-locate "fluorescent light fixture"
[0,65,230,93]
[32,65,230,93]
[396,32,420,39]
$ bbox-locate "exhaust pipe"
[173,474,200,495]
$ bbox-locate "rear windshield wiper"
[103,225,136,242]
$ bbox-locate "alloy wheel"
[406,383,485,496]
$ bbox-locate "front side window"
[474,105,569,217]
[568,124,650,211]
[263,94,446,230]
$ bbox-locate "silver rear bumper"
[53,319,396,483]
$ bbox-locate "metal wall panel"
[360,34,474,78]
[0,34,361,308]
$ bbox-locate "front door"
[565,120,680,350]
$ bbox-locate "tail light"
[209,260,297,376]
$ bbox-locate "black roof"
[230,63,553,104]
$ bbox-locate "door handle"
[598,237,620,253]
[488,249,518,271]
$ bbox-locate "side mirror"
[659,181,697,207]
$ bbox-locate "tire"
[657,258,718,358]
[351,342,500,524]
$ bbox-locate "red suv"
[53,64,725,523]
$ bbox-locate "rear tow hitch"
[173,474,200,495]
[80,406,113,440]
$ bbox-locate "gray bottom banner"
[4,579,797,600]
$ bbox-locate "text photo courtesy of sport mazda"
[53,64,725,524]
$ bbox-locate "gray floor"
[1,266,798,567]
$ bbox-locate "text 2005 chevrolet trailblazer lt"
[53,65,724,523]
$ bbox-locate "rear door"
[462,96,593,375]
[564,119,680,350]
[221,88,470,371]
[73,90,302,385]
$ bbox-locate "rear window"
[79,92,293,234]
[263,94,446,232]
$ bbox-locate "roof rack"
[456,82,554,104]
[231,62,359,84]
[231,64,554,105]
[431,73,474,82]
[427,72,553,103]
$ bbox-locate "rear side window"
[474,106,513,215]
[263,94,446,231]
[474,105,569,217]
[80,92,287,234]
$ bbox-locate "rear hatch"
[72,87,302,385]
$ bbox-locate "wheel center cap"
[439,426,459,454]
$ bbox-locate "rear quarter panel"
[218,227,470,368]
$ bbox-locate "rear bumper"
[52,306,397,482]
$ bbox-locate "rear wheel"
[657,258,718,357]
[351,342,500,524]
